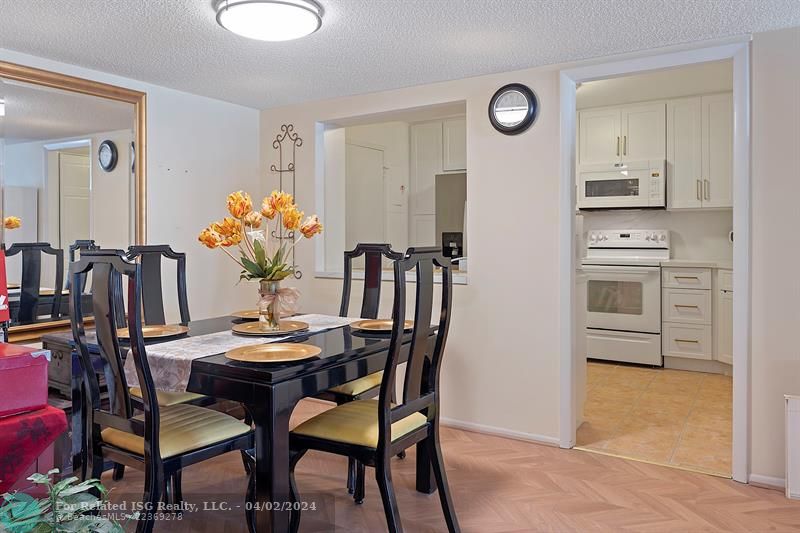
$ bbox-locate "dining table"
[42,313,437,533]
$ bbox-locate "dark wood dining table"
[42,315,436,533]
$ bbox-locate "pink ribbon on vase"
[259,286,301,316]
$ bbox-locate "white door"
[410,121,443,245]
[59,152,91,249]
[717,289,733,365]
[345,143,385,250]
[578,108,620,165]
[621,102,666,162]
[701,93,733,208]
[666,97,703,209]
[442,117,467,171]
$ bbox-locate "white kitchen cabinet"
[701,93,733,208]
[410,121,443,216]
[666,97,703,209]
[578,102,665,166]
[662,267,713,361]
[667,93,732,209]
[579,107,621,165]
[715,269,733,365]
[442,117,467,171]
[620,102,666,162]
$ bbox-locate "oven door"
[582,265,661,334]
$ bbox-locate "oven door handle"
[581,265,661,273]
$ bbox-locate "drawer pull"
[675,338,700,344]
[674,304,700,309]
[674,276,700,281]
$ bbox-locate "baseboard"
[440,417,560,447]
[749,473,786,491]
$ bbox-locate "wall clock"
[488,83,539,135]
[98,140,118,172]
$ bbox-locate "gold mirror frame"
[0,61,147,341]
[0,60,147,244]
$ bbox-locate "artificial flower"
[220,225,243,247]
[243,211,263,228]
[282,207,303,231]
[198,228,222,249]
[299,215,323,238]
[211,217,241,238]
[261,198,277,220]
[266,190,295,214]
[227,191,253,218]
[3,216,21,230]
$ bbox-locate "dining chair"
[289,247,460,533]
[66,239,98,293]
[126,244,190,326]
[69,251,254,533]
[4,242,64,323]
[316,243,405,499]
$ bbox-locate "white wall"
[0,48,261,321]
[750,26,800,483]
[261,67,563,443]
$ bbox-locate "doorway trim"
[558,38,752,484]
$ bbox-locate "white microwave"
[577,160,665,209]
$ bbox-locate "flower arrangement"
[199,190,322,330]
[3,216,21,230]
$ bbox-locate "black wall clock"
[98,140,118,172]
[488,83,539,135]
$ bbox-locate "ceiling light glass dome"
[216,0,323,42]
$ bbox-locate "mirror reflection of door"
[345,143,386,250]
[57,149,90,249]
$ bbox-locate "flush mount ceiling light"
[216,0,323,41]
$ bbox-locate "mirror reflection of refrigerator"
[435,172,466,263]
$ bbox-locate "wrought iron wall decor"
[270,124,304,279]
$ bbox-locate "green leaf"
[253,239,266,267]
[241,257,266,278]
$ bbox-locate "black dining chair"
[126,244,190,326]
[69,252,254,533]
[66,240,99,293]
[4,242,64,323]
[315,243,405,500]
[289,247,460,533]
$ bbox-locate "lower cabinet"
[663,322,713,359]
[662,267,713,360]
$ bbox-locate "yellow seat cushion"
[101,403,251,459]
[291,399,427,448]
[129,387,207,407]
[327,371,383,396]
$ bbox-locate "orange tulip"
[266,190,295,214]
[299,215,323,238]
[198,228,222,249]
[282,207,303,231]
[227,191,253,218]
[261,198,277,220]
[243,211,263,228]
[211,217,241,238]
[3,216,21,230]
[220,228,243,247]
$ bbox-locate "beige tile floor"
[576,361,732,476]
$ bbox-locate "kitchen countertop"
[660,259,733,270]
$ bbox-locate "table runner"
[123,314,360,393]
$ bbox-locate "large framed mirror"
[0,61,146,339]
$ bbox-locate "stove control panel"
[587,229,669,248]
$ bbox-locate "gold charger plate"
[231,320,309,337]
[225,343,321,363]
[117,324,190,339]
[231,309,293,320]
[350,319,414,332]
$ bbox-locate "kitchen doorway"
[558,40,750,483]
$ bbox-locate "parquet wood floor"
[104,399,799,532]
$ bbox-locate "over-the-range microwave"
[577,160,665,210]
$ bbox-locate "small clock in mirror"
[98,140,118,172]
[488,83,538,135]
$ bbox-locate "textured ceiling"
[0,0,798,110]
[0,79,133,144]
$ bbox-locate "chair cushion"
[101,403,251,459]
[327,371,383,397]
[129,387,207,407]
[291,399,427,448]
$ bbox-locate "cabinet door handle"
[696,179,701,201]
[674,304,700,309]
[616,136,620,157]
[674,275,700,280]
[675,338,700,344]
[704,179,710,200]
[623,135,627,156]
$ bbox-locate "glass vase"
[258,279,281,332]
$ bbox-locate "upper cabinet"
[578,102,665,165]
[666,93,732,209]
[442,117,467,171]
